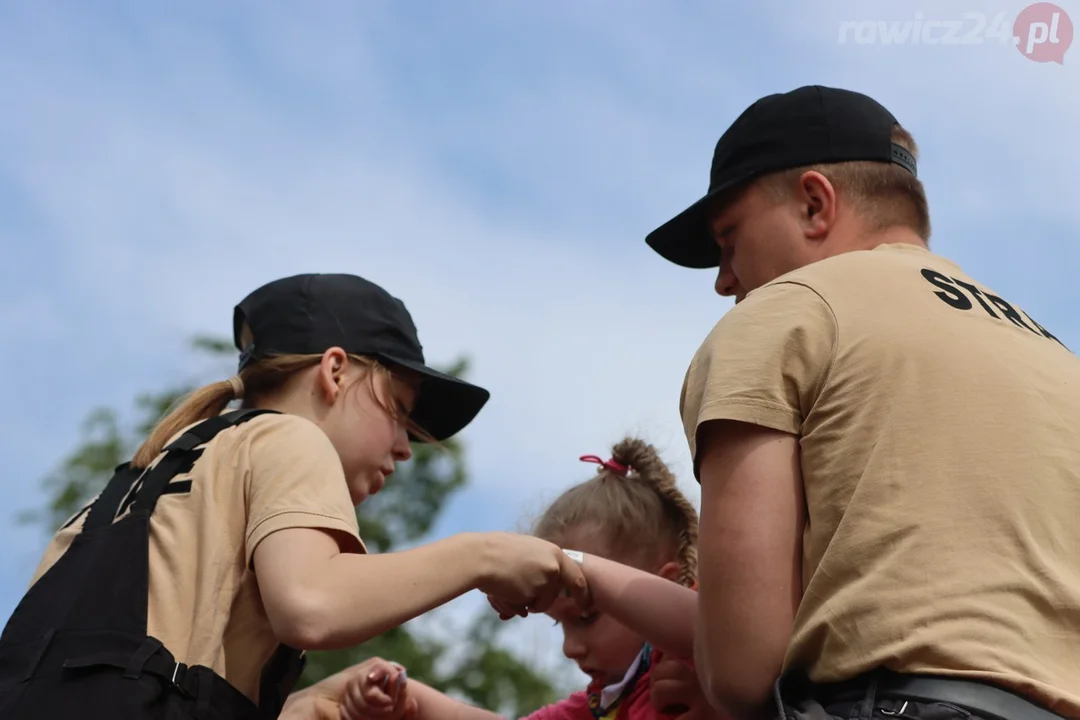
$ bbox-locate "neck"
[823,224,927,259]
[244,388,328,428]
[860,225,927,250]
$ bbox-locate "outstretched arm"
[400,680,504,720]
[402,678,588,720]
[255,529,588,651]
[577,554,696,658]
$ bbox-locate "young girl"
[0,273,588,720]
[334,436,706,720]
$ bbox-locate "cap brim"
[645,191,723,270]
[379,356,491,443]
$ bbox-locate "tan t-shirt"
[681,243,1080,715]
[30,412,365,703]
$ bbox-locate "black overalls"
[0,409,305,719]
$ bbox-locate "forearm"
[408,679,505,720]
[259,531,491,650]
[693,588,786,720]
[581,554,696,657]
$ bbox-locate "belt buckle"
[170,661,190,696]
[880,701,909,716]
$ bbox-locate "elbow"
[694,643,776,720]
[700,669,776,720]
[704,677,773,720]
[265,586,339,650]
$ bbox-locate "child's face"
[546,528,649,688]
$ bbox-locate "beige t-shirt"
[681,243,1080,715]
[30,412,365,703]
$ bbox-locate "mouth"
[580,667,606,684]
[370,467,394,495]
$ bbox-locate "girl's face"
[546,527,678,688]
[315,350,418,505]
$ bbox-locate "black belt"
[819,672,1064,720]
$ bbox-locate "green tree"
[20,336,564,717]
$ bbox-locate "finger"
[557,551,592,610]
[388,667,407,705]
[649,660,700,717]
[341,688,363,720]
[368,663,392,688]
[363,683,394,708]
[403,697,420,720]
[486,595,519,621]
[525,571,563,615]
[650,678,681,706]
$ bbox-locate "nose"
[714,263,738,297]
[393,424,412,462]
[561,631,587,662]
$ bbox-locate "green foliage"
[22,337,562,717]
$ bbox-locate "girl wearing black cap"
[0,273,589,720]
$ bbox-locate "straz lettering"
[920,268,1067,350]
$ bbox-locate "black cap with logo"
[233,273,490,442]
[645,85,917,269]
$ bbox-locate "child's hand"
[486,572,593,620]
[340,658,418,720]
[486,592,525,620]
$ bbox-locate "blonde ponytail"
[131,353,327,469]
[131,380,238,468]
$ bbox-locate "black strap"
[81,410,278,530]
[62,637,296,719]
[258,644,306,717]
[123,636,164,679]
[83,463,145,532]
[62,639,191,690]
[131,409,278,516]
[815,669,1063,720]
[164,409,276,453]
[875,673,1062,720]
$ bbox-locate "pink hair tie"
[580,454,630,476]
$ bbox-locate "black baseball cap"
[645,85,917,269]
[232,273,490,442]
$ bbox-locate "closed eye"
[553,612,599,627]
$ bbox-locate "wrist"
[278,689,316,720]
[457,532,496,589]
[561,548,585,567]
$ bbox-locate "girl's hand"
[474,533,590,616]
[486,593,521,620]
[340,658,418,720]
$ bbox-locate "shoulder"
[681,281,838,457]
[690,279,836,369]
[225,412,337,457]
[209,412,345,489]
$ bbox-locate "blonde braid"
[610,438,699,587]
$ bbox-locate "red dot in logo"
[1013,2,1073,63]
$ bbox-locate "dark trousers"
[772,669,1064,720]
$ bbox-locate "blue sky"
[1,0,1077,690]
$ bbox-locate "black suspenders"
[0,408,306,719]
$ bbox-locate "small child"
[337,436,705,720]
